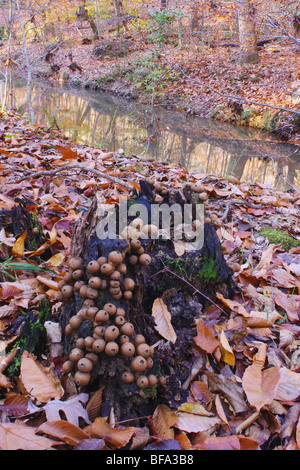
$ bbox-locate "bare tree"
[237,0,260,63]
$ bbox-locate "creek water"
[1,78,300,191]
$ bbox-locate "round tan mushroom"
[74,371,91,387]
[108,251,124,266]
[139,254,152,266]
[120,322,135,336]
[131,355,147,372]
[92,338,106,354]
[77,357,93,373]
[69,348,85,362]
[104,325,120,342]
[121,371,135,384]
[136,375,149,389]
[103,303,117,316]
[105,341,119,356]
[120,342,136,357]
[69,315,83,330]
[68,257,83,271]
[87,260,100,274]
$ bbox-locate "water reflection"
[1,79,300,191]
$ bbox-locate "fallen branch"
[18,163,135,190]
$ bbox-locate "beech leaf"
[152,297,177,344]
[20,351,64,403]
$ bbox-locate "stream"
[1,78,300,191]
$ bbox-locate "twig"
[235,411,260,434]
[151,261,228,316]
[17,163,135,190]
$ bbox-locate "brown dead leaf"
[152,297,177,344]
[20,351,64,403]
[84,417,138,449]
[242,343,281,411]
[37,420,90,446]
[11,231,27,257]
[0,421,57,450]
[175,412,220,433]
[152,404,177,440]
[193,318,220,354]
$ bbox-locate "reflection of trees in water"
[6,82,300,191]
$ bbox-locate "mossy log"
[60,182,236,422]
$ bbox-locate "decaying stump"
[60,181,236,422]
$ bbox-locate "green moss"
[259,227,300,251]
[163,253,218,283]
[7,299,51,378]
[198,256,218,281]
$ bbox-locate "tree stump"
[60,182,235,422]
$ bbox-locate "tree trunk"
[60,182,235,422]
[238,0,260,63]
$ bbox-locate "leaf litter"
[0,110,299,450]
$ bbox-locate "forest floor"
[0,110,299,450]
[3,25,300,145]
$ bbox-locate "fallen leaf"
[20,351,64,403]
[0,421,57,450]
[193,318,219,354]
[152,297,177,344]
[175,412,220,433]
[152,404,177,440]
[37,420,90,446]
[84,417,138,449]
[242,344,281,411]
[12,231,27,257]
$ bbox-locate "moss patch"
[259,227,300,251]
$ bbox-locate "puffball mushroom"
[120,322,135,336]
[62,360,74,374]
[85,352,99,365]
[61,285,73,298]
[121,371,135,384]
[84,336,95,351]
[86,287,99,300]
[105,341,119,356]
[110,270,121,280]
[131,356,148,372]
[123,291,133,300]
[104,325,120,342]
[108,251,124,266]
[114,315,126,326]
[69,348,85,362]
[148,374,158,387]
[77,357,93,373]
[103,303,117,316]
[123,278,135,291]
[87,260,100,274]
[97,256,107,266]
[139,254,152,266]
[74,371,91,387]
[69,315,83,330]
[87,307,98,321]
[134,334,146,346]
[88,277,102,289]
[130,218,144,231]
[92,338,106,353]
[74,280,85,291]
[116,263,127,275]
[68,257,83,271]
[120,342,135,357]
[95,309,109,323]
[136,375,149,389]
[75,338,85,349]
[136,343,151,358]
[72,269,84,280]
[100,263,114,276]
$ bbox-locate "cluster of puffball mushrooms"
[58,217,166,389]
